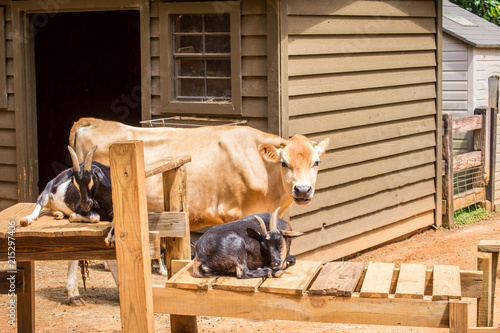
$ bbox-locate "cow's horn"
[270,207,280,232]
[254,215,269,239]
[84,146,98,171]
[68,146,81,172]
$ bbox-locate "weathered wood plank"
[144,155,191,178]
[147,211,188,238]
[478,240,500,253]
[395,264,426,299]
[171,259,191,276]
[212,276,264,292]
[165,262,215,290]
[452,151,482,172]
[453,187,485,211]
[432,265,461,301]
[308,261,364,296]
[477,252,494,327]
[259,260,322,295]
[442,113,454,229]
[452,115,482,134]
[359,262,395,298]
[449,300,469,332]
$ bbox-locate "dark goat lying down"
[193,208,303,279]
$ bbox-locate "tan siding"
[286,0,438,262]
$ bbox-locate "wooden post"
[477,252,494,327]
[16,261,34,333]
[474,107,491,189]
[442,113,454,228]
[449,300,469,333]
[486,107,498,210]
[162,166,197,333]
[109,141,155,333]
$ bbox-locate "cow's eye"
[312,160,320,167]
[281,161,289,168]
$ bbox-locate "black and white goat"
[20,145,116,306]
[193,208,303,279]
[20,145,113,225]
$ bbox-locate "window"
[159,2,241,115]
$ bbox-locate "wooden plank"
[395,264,426,299]
[212,276,264,292]
[0,129,15,147]
[453,188,485,211]
[449,300,469,333]
[288,35,436,56]
[289,68,436,96]
[452,151,482,172]
[359,262,395,298]
[289,51,436,77]
[453,115,482,134]
[109,141,155,333]
[0,181,16,200]
[16,261,34,333]
[478,240,500,253]
[442,113,454,229]
[149,231,160,260]
[290,99,436,135]
[423,269,482,299]
[0,269,24,294]
[432,265,461,301]
[288,17,436,35]
[267,0,280,135]
[477,252,494,327]
[171,259,191,276]
[165,262,215,290]
[475,107,491,186]
[259,260,322,295]
[153,287,451,328]
[286,0,436,17]
[289,83,436,116]
[144,155,191,178]
[147,211,188,238]
[308,261,364,296]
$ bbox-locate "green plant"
[454,204,491,226]
[450,0,500,26]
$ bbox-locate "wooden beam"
[477,252,493,327]
[486,107,497,209]
[16,261,34,333]
[453,151,482,173]
[144,155,191,178]
[0,270,24,294]
[110,141,155,333]
[478,240,500,253]
[442,113,454,228]
[474,107,491,185]
[449,300,469,333]
[453,115,483,134]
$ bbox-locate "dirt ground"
[2,214,500,332]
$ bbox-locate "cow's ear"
[281,230,304,239]
[259,143,281,163]
[246,228,262,241]
[315,138,330,158]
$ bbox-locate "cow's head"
[68,145,100,212]
[259,135,329,205]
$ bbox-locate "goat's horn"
[68,146,80,172]
[254,215,269,237]
[84,146,98,171]
[269,207,280,232]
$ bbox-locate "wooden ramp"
[165,260,472,300]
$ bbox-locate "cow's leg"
[66,260,86,306]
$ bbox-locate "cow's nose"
[293,185,313,197]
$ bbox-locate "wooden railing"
[442,107,497,228]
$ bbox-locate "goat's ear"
[246,228,262,241]
[281,230,304,238]
[258,143,281,163]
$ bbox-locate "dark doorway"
[33,10,142,191]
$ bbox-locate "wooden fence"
[442,107,497,228]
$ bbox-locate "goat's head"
[247,207,303,271]
[68,145,99,212]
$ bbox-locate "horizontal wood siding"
[442,33,470,154]
[0,5,16,211]
[153,0,269,132]
[286,0,438,261]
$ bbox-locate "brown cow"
[69,118,329,230]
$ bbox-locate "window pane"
[207,79,231,98]
[174,14,202,33]
[178,59,205,77]
[206,59,230,77]
[178,78,204,97]
[177,35,203,53]
[205,35,230,53]
[204,14,230,32]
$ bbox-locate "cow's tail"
[69,118,101,149]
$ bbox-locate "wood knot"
[310,297,326,308]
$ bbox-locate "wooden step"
[308,261,364,296]
[165,262,216,290]
[259,260,323,295]
[395,263,427,299]
[432,265,462,300]
[359,262,395,298]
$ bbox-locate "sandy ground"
[1,214,500,332]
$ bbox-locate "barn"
[0,0,442,262]
[442,0,500,207]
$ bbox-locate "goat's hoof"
[20,217,32,226]
[273,270,284,278]
[53,211,65,220]
[66,296,86,307]
[104,238,115,248]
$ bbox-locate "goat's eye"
[312,160,321,167]
[281,161,289,168]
